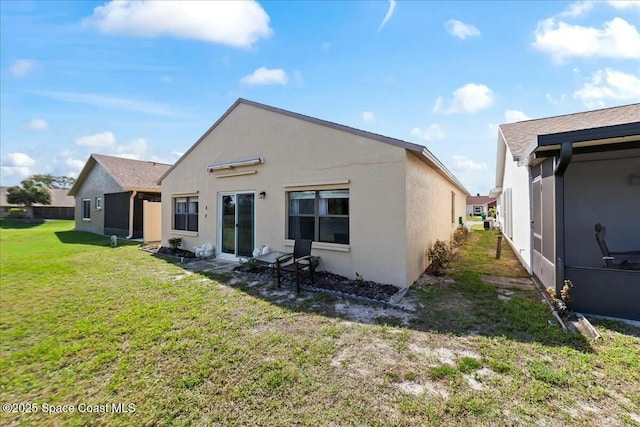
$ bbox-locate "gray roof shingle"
[499,103,640,158]
[69,154,172,196]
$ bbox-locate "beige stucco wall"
[405,153,466,285]
[162,102,466,288]
[73,163,120,235]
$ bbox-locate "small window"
[82,199,91,221]
[288,189,349,244]
[451,192,456,224]
[95,197,102,210]
[174,196,198,232]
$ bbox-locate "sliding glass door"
[219,192,255,259]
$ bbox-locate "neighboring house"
[491,103,640,320]
[68,154,171,241]
[0,186,75,219]
[159,98,469,288]
[466,194,496,217]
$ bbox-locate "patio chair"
[276,239,314,293]
[594,223,640,270]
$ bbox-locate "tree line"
[5,174,76,218]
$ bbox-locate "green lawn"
[1,220,639,426]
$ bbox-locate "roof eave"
[413,147,470,196]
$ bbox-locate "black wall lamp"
[259,191,266,199]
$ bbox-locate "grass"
[1,220,639,426]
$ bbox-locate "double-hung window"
[288,189,349,244]
[82,199,91,220]
[174,196,198,232]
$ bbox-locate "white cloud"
[445,19,481,39]
[23,118,49,131]
[240,67,288,85]
[545,93,568,105]
[10,59,37,77]
[37,91,177,116]
[433,83,494,114]
[452,155,487,171]
[115,137,148,160]
[558,1,594,18]
[361,111,375,123]
[84,0,271,48]
[411,124,446,141]
[608,0,640,10]
[75,131,117,148]
[73,132,150,160]
[504,110,531,123]
[574,68,640,108]
[1,152,36,179]
[378,0,396,32]
[533,17,640,62]
[65,157,85,172]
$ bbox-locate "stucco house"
[1,186,75,219]
[466,194,495,217]
[68,154,171,241]
[491,103,640,320]
[159,98,469,288]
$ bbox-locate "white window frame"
[95,197,102,211]
[82,199,91,221]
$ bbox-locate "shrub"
[168,237,183,252]
[427,239,450,276]
[452,226,469,247]
[7,208,27,218]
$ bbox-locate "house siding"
[498,142,532,272]
[73,163,121,235]
[161,102,410,287]
[405,153,466,286]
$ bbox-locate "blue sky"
[1,1,639,194]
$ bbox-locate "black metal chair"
[276,239,314,293]
[594,223,640,270]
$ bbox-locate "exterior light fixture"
[207,157,263,172]
[259,191,266,199]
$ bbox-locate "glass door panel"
[236,193,255,257]
[221,194,236,255]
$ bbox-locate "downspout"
[553,142,572,295]
[126,190,137,239]
[554,142,573,177]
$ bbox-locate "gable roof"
[1,186,75,207]
[466,195,495,205]
[499,103,640,159]
[68,154,172,196]
[159,98,469,195]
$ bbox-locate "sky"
[1,0,639,195]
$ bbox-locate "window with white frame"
[82,199,91,220]
[288,189,349,244]
[95,197,102,210]
[174,196,198,232]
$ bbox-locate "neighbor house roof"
[466,195,495,206]
[499,103,640,159]
[68,154,172,196]
[159,98,470,195]
[1,186,75,207]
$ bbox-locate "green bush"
[452,226,469,247]
[427,239,450,276]
[7,208,27,218]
